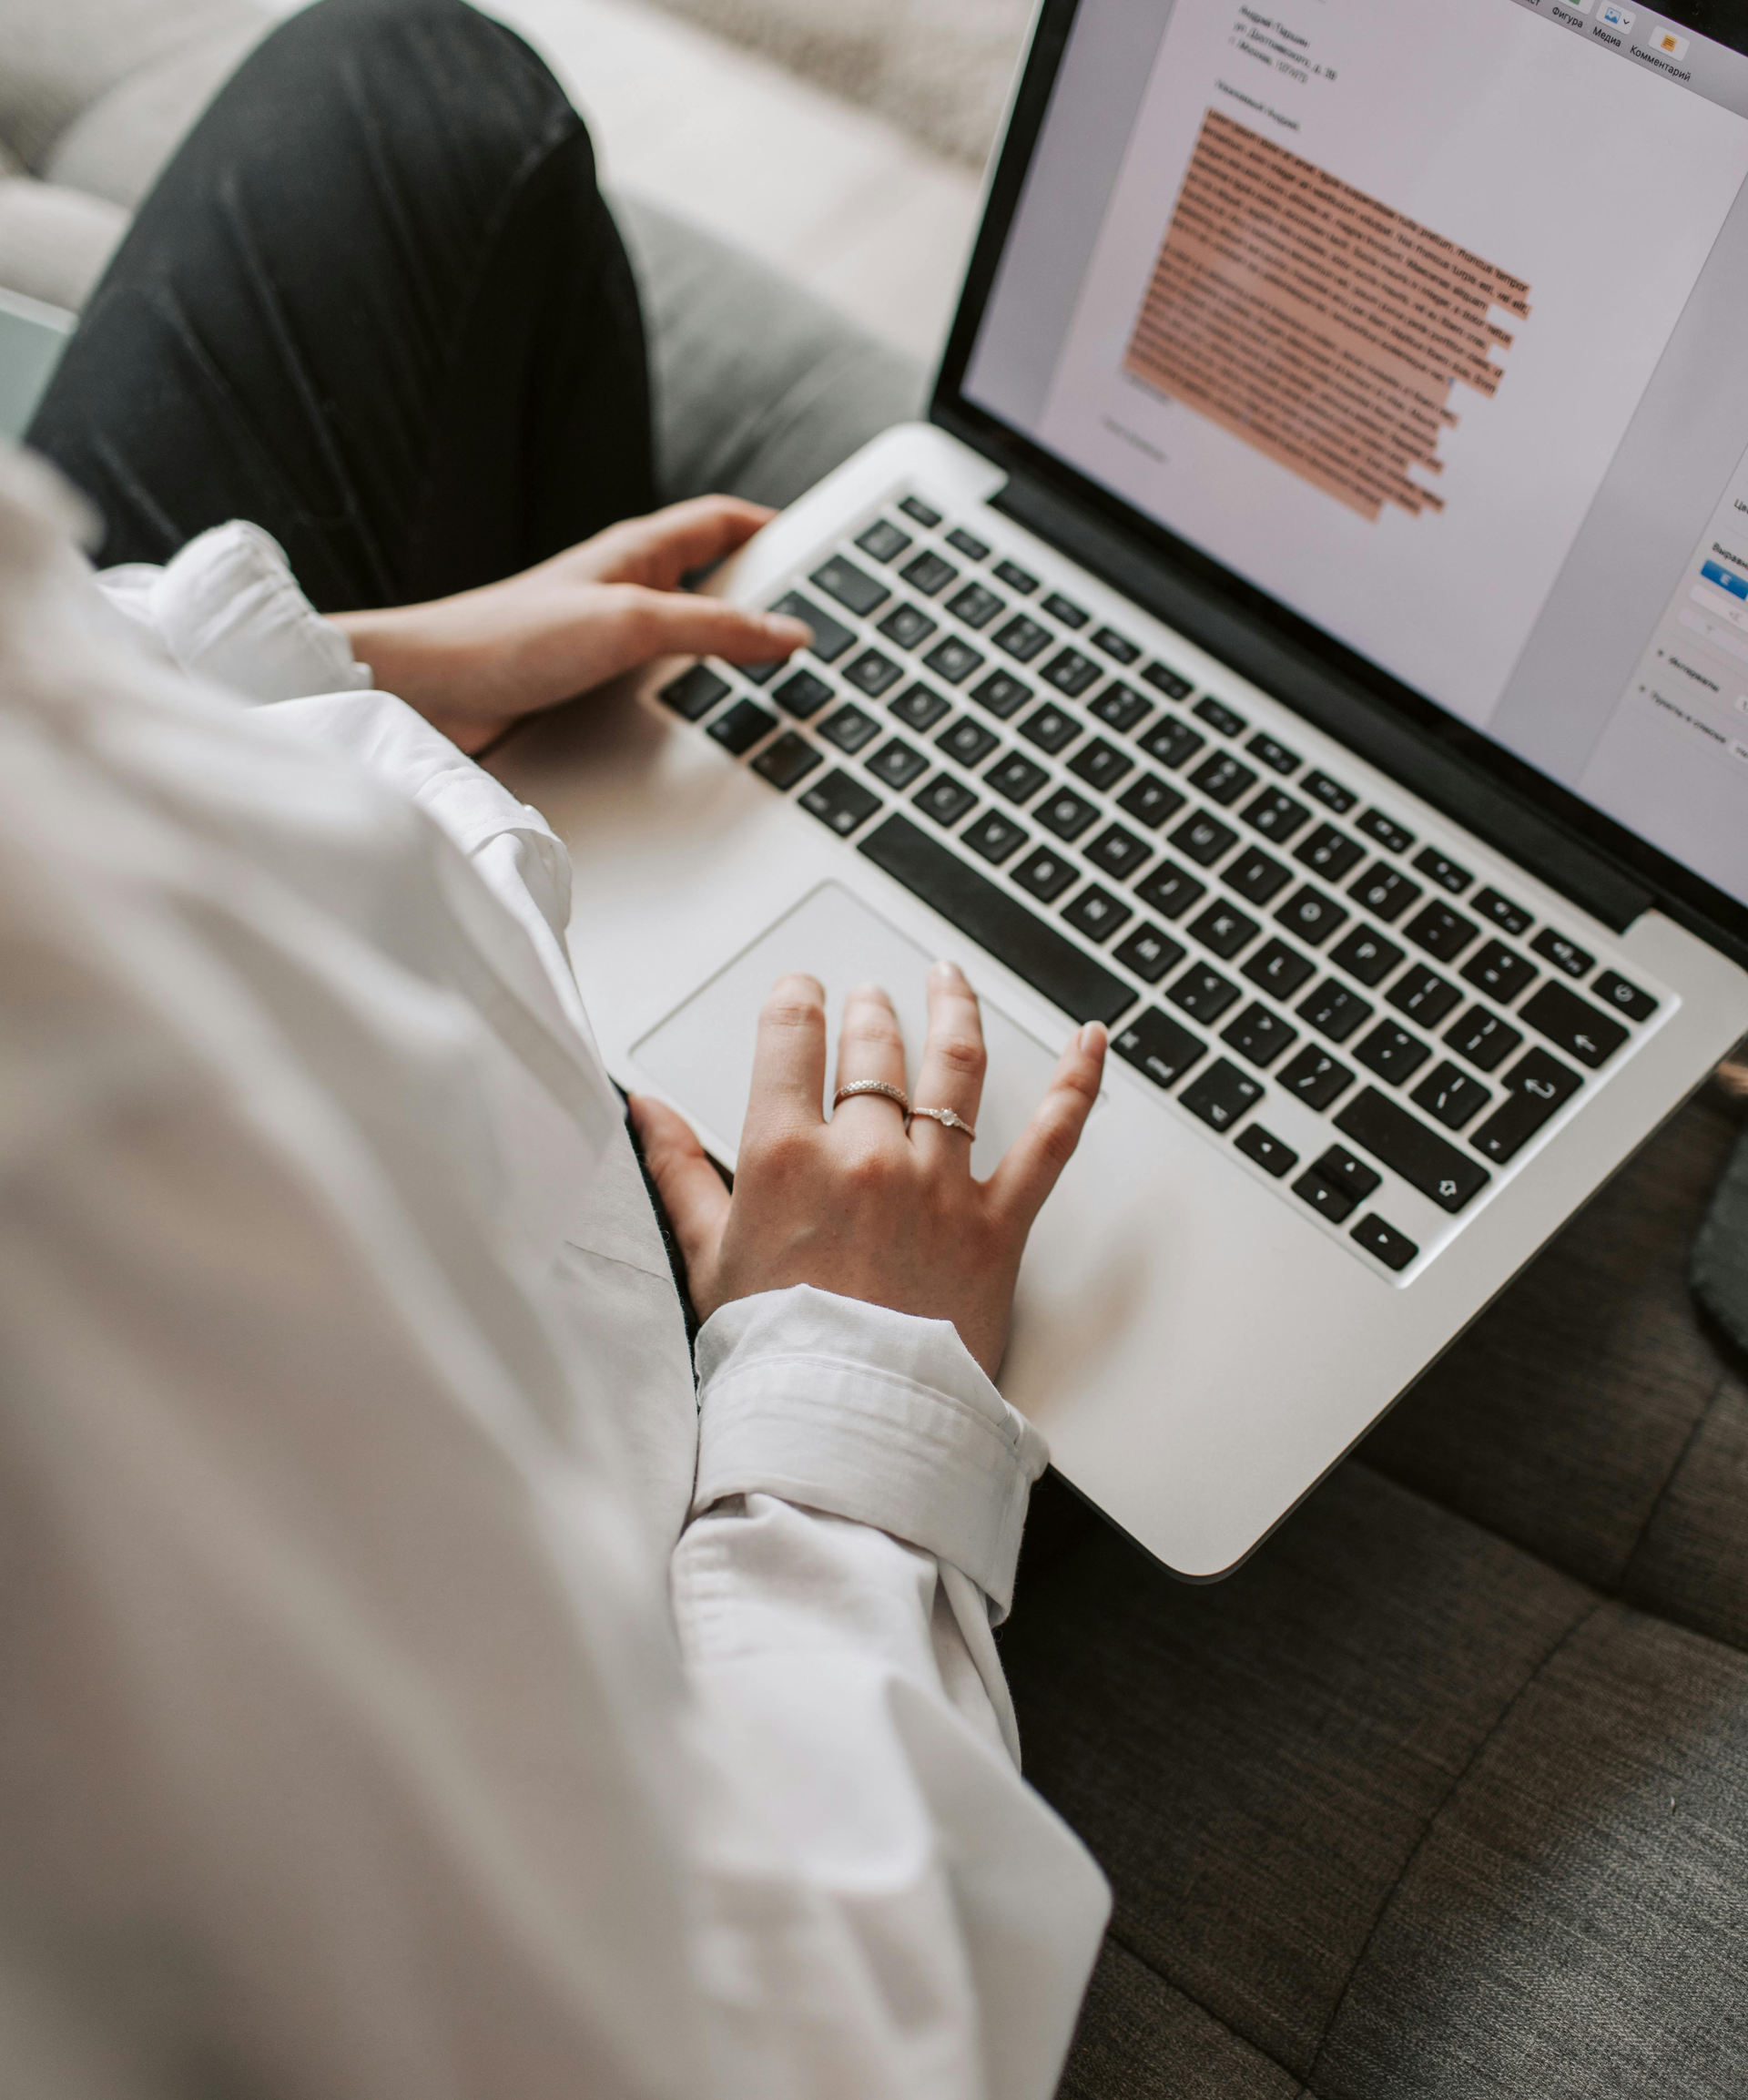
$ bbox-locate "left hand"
[333,495,810,752]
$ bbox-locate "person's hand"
[332,495,809,753]
[630,963,1107,1379]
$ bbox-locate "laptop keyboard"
[656,490,1666,1279]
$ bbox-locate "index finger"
[740,972,828,1148]
[595,496,777,589]
[986,1022,1107,1232]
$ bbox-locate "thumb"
[629,1095,733,1299]
[630,588,810,668]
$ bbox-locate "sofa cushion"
[0,178,125,313]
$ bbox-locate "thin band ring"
[833,1079,910,1114]
[909,1105,977,1142]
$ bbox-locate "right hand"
[630,962,1106,1378]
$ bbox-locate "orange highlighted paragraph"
[1124,108,1532,521]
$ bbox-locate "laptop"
[494,0,1748,1577]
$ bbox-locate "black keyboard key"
[1592,971,1658,1023]
[1279,1045,1355,1109]
[819,703,879,752]
[1018,703,1081,755]
[1469,1046,1583,1163]
[1194,696,1246,737]
[1304,770,1357,814]
[1444,1004,1522,1073]
[859,815,1134,1025]
[1168,963,1241,1024]
[812,555,888,617]
[1475,886,1532,936]
[1039,787,1100,841]
[1244,787,1310,841]
[914,773,978,828]
[1086,823,1152,880]
[1519,982,1628,1068]
[889,680,951,731]
[1188,900,1260,959]
[752,729,822,790]
[1224,1002,1298,1068]
[1092,625,1141,664]
[1352,1215,1418,1271]
[1413,848,1472,894]
[1069,737,1134,792]
[902,550,958,596]
[1182,1058,1264,1133]
[1461,940,1536,1004]
[987,753,1050,805]
[1350,862,1423,923]
[970,669,1032,719]
[1143,661,1194,700]
[962,810,1028,865]
[1139,717,1206,770]
[1113,1008,1204,1090]
[660,664,731,720]
[1532,929,1595,980]
[1387,964,1461,1026]
[1225,845,1292,905]
[1357,809,1413,853]
[993,614,1051,661]
[1275,884,1348,946]
[708,698,777,754]
[1316,1144,1382,1205]
[1118,775,1186,830]
[857,518,911,563]
[1013,846,1079,902]
[1172,811,1239,867]
[1113,923,1185,983]
[1042,591,1088,628]
[923,637,984,685]
[899,494,941,527]
[1237,1124,1298,1177]
[845,647,902,698]
[1411,1061,1491,1130]
[1091,681,1152,735]
[771,590,855,662]
[948,582,1004,629]
[1334,1088,1490,1212]
[1192,752,1259,807]
[773,668,834,719]
[1296,824,1367,881]
[799,768,881,836]
[946,525,990,560]
[878,603,938,650]
[1134,861,1207,920]
[1404,900,1479,962]
[1062,884,1132,943]
[867,738,928,789]
[937,715,1001,768]
[1293,1167,1362,1226]
[993,558,1038,594]
[1356,1022,1431,1086]
[1299,979,1372,1044]
[1330,925,1405,987]
[1244,938,1316,998]
[1043,647,1102,698]
[1246,732,1300,775]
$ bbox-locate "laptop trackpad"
[629,881,1062,1175]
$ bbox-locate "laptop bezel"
[929,0,1748,972]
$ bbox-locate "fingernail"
[930,959,964,984]
[1080,1021,1107,1054]
[763,614,811,644]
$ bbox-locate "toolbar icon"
[1599,3,1634,28]
[1649,25,1689,56]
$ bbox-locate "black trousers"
[28,0,655,611]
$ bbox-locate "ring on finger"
[833,1079,910,1114]
[909,1104,976,1141]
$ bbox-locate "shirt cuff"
[692,1284,1049,1618]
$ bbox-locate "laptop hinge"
[990,467,1652,935]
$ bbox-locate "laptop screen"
[959,0,1748,918]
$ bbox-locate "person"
[0,0,1114,2093]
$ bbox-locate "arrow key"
[1519,982,1628,1068]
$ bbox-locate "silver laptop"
[496,0,1748,1577]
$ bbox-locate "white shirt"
[0,448,1109,2100]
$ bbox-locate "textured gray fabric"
[1058,1940,1303,2100]
[1689,1125,1748,1360]
[614,189,926,509]
[1624,1369,1748,1654]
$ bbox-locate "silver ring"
[909,1105,977,1141]
[833,1079,910,1113]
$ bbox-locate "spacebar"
[858,814,1137,1026]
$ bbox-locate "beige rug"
[642,0,1029,166]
